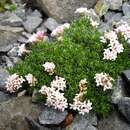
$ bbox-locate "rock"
[1,14,23,27]
[118,97,130,123]
[4,56,14,68]
[44,18,59,31]
[18,36,28,44]
[98,110,130,130]
[0,69,9,91]
[32,89,40,103]
[22,32,32,39]
[107,13,123,26]
[104,11,116,22]
[66,114,97,130]
[38,106,68,125]
[0,56,7,68]
[98,22,110,33]
[94,0,110,17]
[120,16,130,25]
[121,70,130,95]
[0,97,41,130]
[0,25,24,33]
[23,16,42,33]
[0,44,14,52]
[122,2,130,17]
[0,91,11,102]
[36,23,47,32]
[111,76,126,104]
[30,9,42,18]
[109,0,122,10]
[0,30,21,48]
[35,0,97,22]
[8,46,18,57]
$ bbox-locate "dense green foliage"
[9,17,130,116]
[0,0,16,12]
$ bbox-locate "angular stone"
[44,18,59,31]
[0,97,41,130]
[8,46,18,57]
[0,91,11,102]
[30,9,42,18]
[35,0,97,22]
[94,0,110,17]
[98,110,130,130]
[98,22,110,33]
[4,56,14,68]
[118,97,130,123]
[66,114,97,130]
[23,16,42,33]
[122,2,130,17]
[109,0,123,10]
[0,44,14,52]
[0,69,9,91]
[36,23,47,32]
[1,14,23,27]
[38,106,68,125]
[121,70,130,94]
[111,76,126,104]
[104,11,116,22]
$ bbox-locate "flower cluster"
[75,7,99,28]
[42,62,55,75]
[5,74,25,93]
[39,76,68,111]
[18,44,30,56]
[70,93,92,115]
[101,30,124,61]
[25,73,37,86]
[28,31,45,43]
[51,23,70,39]
[94,73,114,91]
[115,22,130,41]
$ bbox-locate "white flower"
[51,76,66,91]
[42,62,55,75]
[25,73,37,86]
[94,73,114,91]
[28,31,45,43]
[103,48,117,61]
[51,23,70,37]
[75,7,89,15]
[39,85,68,111]
[18,44,30,56]
[90,18,99,28]
[5,74,25,93]
[100,36,107,43]
[79,78,87,92]
[70,93,92,115]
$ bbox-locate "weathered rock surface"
[0,69,9,91]
[98,110,130,130]
[122,2,130,17]
[118,97,130,123]
[38,106,68,125]
[0,97,41,130]
[0,91,11,102]
[109,0,122,10]
[35,0,97,22]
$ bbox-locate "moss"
[9,17,130,117]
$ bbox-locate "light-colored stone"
[35,0,97,22]
[122,2,130,17]
[109,0,123,10]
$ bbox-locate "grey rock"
[44,18,59,31]
[0,56,7,68]
[32,89,40,103]
[98,110,130,130]
[0,91,11,102]
[66,114,97,130]
[94,0,110,17]
[118,97,130,123]
[107,13,123,26]
[23,16,42,33]
[8,46,18,57]
[0,44,14,52]
[98,22,110,33]
[120,16,130,25]
[38,106,68,125]
[30,10,42,18]
[109,0,122,10]
[121,70,130,94]
[104,11,116,22]
[18,36,28,43]
[36,23,47,32]
[0,69,9,91]
[22,32,32,39]
[0,25,24,33]
[35,0,97,22]
[4,56,14,68]
[0,97,41,130]
[1,14,23,27]
[122,2,130,17]
[111,76,126,104]
[10,56,21,65]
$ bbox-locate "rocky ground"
[1,0,130,130]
